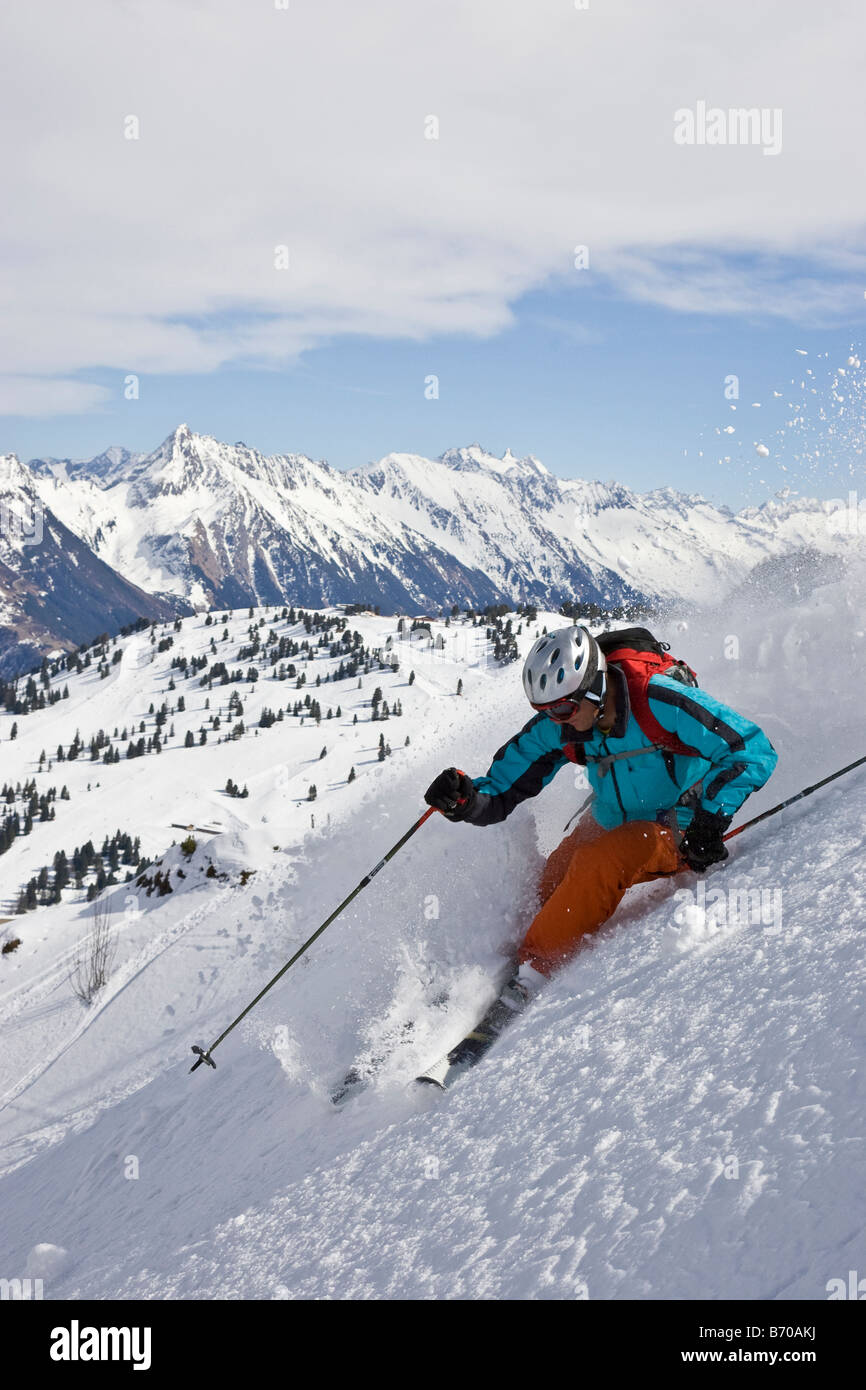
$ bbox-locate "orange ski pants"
[518,816,684,976]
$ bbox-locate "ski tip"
[331,1065,371,1108]
[330,1084,361,1108]
[415,1074,447,1091]
[415,1041,477,1090]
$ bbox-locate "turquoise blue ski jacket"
[466,667,777,831]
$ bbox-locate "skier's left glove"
[424,767,478,822]
[679,807,731,872]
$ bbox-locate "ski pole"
[723,752,866,843]
[189,806,436,1073]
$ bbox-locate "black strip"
[564,739,587,767]
[472,714,567,825]
[501,746,564,805]
[648,685,745,752]
[606,664,630,738]
[601,737,628,823]
[487,711,548,768]
[662,749,679,785]
[705,762,747,802]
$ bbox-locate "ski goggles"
[531,696,584,722]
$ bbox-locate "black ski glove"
[424,767,478,822]
[680,807,731,872]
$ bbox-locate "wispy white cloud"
[0,377,112,416]
[1,0,864,413]
[602,247,866,323]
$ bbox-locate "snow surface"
[0,576,865,1300]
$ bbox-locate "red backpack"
[596,627,700,756]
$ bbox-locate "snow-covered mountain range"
[1,423,861,673]
[25,427,644,620]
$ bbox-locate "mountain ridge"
[1,424,859,673]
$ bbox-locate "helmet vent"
[521,623,604,708]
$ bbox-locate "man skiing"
[418,625,777,1086]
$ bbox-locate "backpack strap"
[605,649,700,758]
[585,745,661,778]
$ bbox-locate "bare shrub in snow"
[69,896,117,1006]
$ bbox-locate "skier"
[419,625,777,1084]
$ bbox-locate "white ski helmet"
[522,625,607,707]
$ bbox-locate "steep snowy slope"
[0,573,864,1299]
[0,607,505,918]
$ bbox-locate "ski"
[330,1063,369,1107]
[331,989,450,1106]
[415,973,532,1091]
[331,1022,416,1106]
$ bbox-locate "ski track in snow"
[0,574,865,1299]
